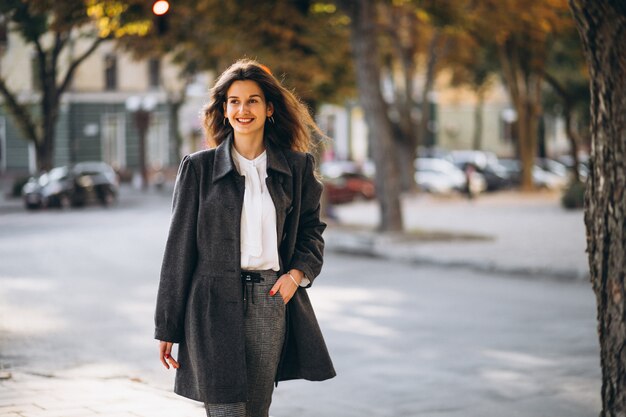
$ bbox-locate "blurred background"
[0,1,598,416]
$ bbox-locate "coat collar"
[213,133,292,182]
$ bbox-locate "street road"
[0,191,600,416]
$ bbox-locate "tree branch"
[57,35,106,100]
[497,41,520,106]
[0,77,39,144]
[543,70,571,101]
[31,35,48,92]
[52,30,68,65]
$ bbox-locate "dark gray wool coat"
[154,133,336,403]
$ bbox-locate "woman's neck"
[233,132,265,160]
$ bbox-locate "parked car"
[536,158,569,179]
[498,158,567,189]
[555,155,590,181]
[22,161,119,210]
[533,165,567,189]
[22,166,74,209]
[320,160,376,204]
[447,150,512,191]
[72,161,119,206]
[414,157,486,194]
[498,158,523,186]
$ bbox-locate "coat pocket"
[208,276,240,300]
[203,273,241,319]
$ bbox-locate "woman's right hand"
[159,341,180,369]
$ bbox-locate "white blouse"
[232,147,281,272]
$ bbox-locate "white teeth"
[237,118,253,123]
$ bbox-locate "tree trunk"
[569,1,626,416]
[388,5,419,193]
[393,123,417,192]
[498,42,543,190]
[35,139,53,172]
[338,0,403,231]
[419,31,442,149]
[564,105,582,183]
[395,48,419,193]
[537,114,546,159]
[38,54,60,172]
[543,72,582,183]
[472,89,485,150]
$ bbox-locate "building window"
[148,112,170,169]
[499,108,518,144]
[101,113,126,170]
[104,54,117,90]
[149,58,160,89]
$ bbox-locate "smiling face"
[224,80,274,141]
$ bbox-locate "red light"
[152,1,170,16]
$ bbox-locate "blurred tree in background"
[336,0,403,231]
[542,24,589,184]
[463,0,573,190]
[445,32,499,152]
[379,1,460,192]
[0,0,595,231]
[0,0,148,171]
[569,1,626,415]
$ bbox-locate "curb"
[325,229,591,283]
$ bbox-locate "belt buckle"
[241,271,263,283]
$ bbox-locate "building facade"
[0,30,199,182]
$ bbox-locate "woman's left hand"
[270,269,303,304]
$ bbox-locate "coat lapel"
[265,139,293,264]
[213,134,237,183]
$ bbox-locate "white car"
[533,166,567,189]
[414,158,486,194]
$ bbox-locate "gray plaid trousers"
[205,270,286,417]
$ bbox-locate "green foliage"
[116,0,355,108]
[446,32,499,93]
[561,180,586,209]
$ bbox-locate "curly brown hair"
[202,59,323,152]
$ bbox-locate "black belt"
[241,271,264,314]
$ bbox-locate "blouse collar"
[213,133,292,183]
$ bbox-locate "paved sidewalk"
[326,190,589,281]
[0,372,202,417]
[0,184,593,416]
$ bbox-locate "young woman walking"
[154,59,335,417]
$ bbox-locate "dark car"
[22,161,119,210]
[22,166,74,209]
[448,150,512,191]
[499,158,567,189]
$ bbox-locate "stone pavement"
[0,372,202,417]
[0,183,206,417]
[326,189,589,281]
